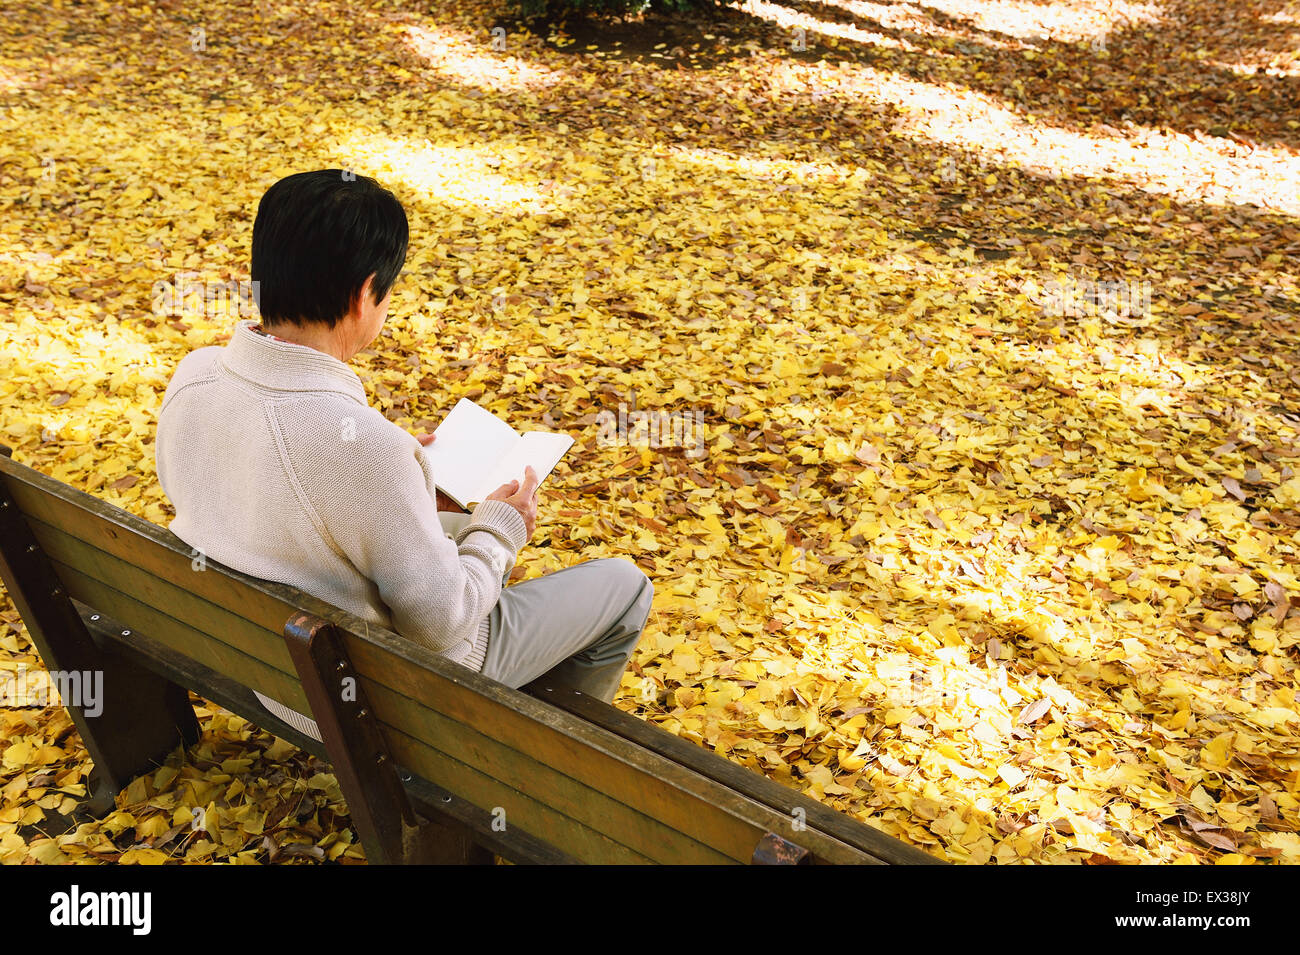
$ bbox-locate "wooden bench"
[0,446,939,865]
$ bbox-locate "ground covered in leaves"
[2,0,1299,864]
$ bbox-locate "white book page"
[473,431,575,504]
[419,398,519,508]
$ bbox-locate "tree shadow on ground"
[498,0,1300,151]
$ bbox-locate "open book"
[420,397,575,510]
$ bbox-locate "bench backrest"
[0,450,935,864]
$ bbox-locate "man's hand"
[416,430,470,514]
[485,465,539,540]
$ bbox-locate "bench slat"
[369,685,739,864]
[350,639,883,865]
[382,726,660,864]
[44,555,306,707]
[29,513,300,672]
[12,483,307,669]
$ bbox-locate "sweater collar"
[220,319,368,404]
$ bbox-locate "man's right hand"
[485,465,539,541]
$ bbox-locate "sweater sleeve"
[284,408,528,657]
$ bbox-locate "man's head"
[251,170,408,331]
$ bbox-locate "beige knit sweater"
[155,319,528,738]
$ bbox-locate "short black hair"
[251,169,408,328]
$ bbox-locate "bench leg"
[403,812,496,865]
[0,467,201,815]
[283,612,493,864]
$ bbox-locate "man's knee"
[595,557,653,641]
[602,557,653,604]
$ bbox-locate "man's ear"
[347,273,378,317]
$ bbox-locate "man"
[155,169,653,740]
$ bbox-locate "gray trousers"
[257,515,653,742]
[440,512,653,703]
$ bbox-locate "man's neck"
[257,321,350,363]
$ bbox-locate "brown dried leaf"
[1018,698,1052,725]
[1222,477,1246,501]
